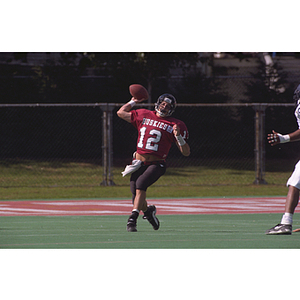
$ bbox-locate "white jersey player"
[266,84,300,234]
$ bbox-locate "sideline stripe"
[0,197,295,216]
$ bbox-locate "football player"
[266,84,300,234]
[117,93,190,232]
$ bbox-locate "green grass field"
[1,161,299,250]
[1,213,299,249]
[0,159,294,200]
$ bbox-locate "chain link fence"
[0,103,299,188]
[1,53,300,192]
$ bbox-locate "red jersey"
[130,109,189,160]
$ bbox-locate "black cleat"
[143,205,160,230]
[127,218,137,232]
[265,223,292,235]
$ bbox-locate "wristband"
[128,100,136,107]
[175,134,186,146]
[278,133,290,143]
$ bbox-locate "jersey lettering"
[142,117,173,133]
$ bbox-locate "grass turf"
[1,213,299,249]
[0,160,295,200]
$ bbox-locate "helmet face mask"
[293,84,300,106]
[155,94,177,117]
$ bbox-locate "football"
[129,84,149,100]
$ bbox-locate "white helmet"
[294,84,300,106]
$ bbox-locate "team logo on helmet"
[155,94,177,117]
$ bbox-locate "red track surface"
[0,197,296,216]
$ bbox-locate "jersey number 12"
[137,127,161,152]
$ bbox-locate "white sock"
[281,213,293,225]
